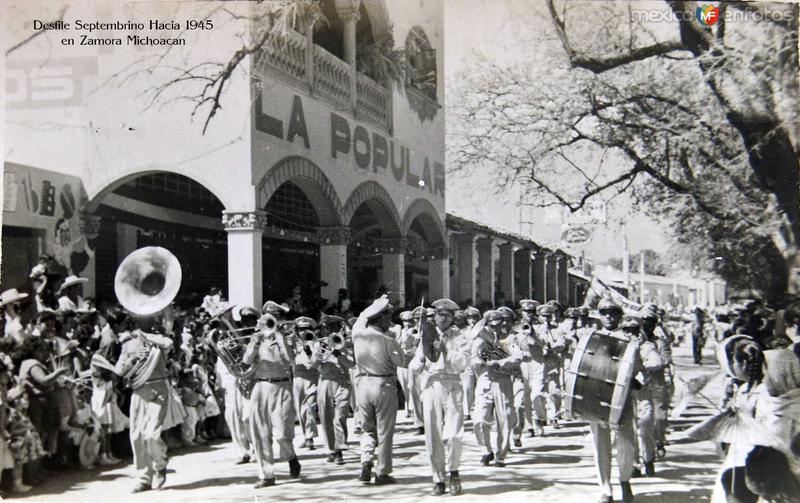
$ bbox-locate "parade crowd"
[0,254,798,502]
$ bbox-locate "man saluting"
[351,294,407,485]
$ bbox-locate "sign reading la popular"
[255,91,445,198]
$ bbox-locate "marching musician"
[242,314,301,488]
[634,306,671,477]
[517,300,539,437]
[409,299,469,496]
[528,304,566,435]
[292,316,320,450]
[213,306,257,465]
[498,306,530,448]
[351,295,406,485]
[587,298,665,503]
[396,311,416,420]
[461,306,482,419]
[311,315,355,465]
[114,323,176,493]
[472,310,522,467]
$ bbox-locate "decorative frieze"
[222,210,267,232]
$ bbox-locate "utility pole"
[622,223,630,288]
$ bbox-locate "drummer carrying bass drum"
[587,299,667,503]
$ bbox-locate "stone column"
[318,226,351,305]
[223,210,266,309]
[336,0,361,111]
[557,254,569,305]
[532,250,546,303]
[428,256,449,300]
[381,252,405,307]
[498,243,515,306]
[476,237,495,308]
[514,248,532,300]
[453,233,476,305]
[545,253,558,303]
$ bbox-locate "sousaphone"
[114,246,182,316]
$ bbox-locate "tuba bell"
[114,246,182,316]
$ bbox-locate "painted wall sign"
[255,90,445,198]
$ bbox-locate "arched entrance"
[262,181,322,311]
[258,157,343,315]
[404,215,446,305]
[344,182,402,307]
[89,172,227,306]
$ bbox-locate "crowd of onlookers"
[0,254,798,498]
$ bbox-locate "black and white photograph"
[1,0,799,501]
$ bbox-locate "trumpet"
[319,332,346,352]
[301,330,316,343]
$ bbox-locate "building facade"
[4,0,446,310]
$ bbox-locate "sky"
[443,0,671,264]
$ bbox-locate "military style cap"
[464,306,481,318]
[484,310,504,325]
[597,298,623,313]
[577,306,590,316]
[519,299,539,312]
[536,304,555,315]
[294,316,318,329]
[425,307,436,317]
[411,306,426,317]
[498,306,516,320]
[639,306,659,320]
[320,314,344,325]
[399,310,414,321]
[237,306,260,320]
[620,317,641,330]
[262,300,290,315]
[547,300,563,312]
[565,307,578,319]
[432,299,459,312]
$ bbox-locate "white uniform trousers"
[408,370,424,427]
[349,368,362,428]
[317,379,350,452]
[129,380,170,485]
[527,361,561,422]
[473,374,515,462]
[421,375,464,483]
[397,367,412,415]
[511,375,529,440]
[357,376,398,476]
[293,375,318,440]
[249,380,296,480]
[223,382,252,458]
[635,389,657,464]
[461,369,476,416]
[589,411,636,497]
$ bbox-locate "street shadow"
[527,443,584,452]
[467,477,553,495]
[654,466,718,479]
[505,454,582,466]
[167,476,254,491]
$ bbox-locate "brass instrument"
[114,246,182,387]
[207,307,270,379]
[319,332,346,352]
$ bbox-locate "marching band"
[8,246,798,503]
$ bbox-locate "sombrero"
[78,429,101,468]
[59,275,88,293]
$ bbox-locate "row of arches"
[86,156,445,310]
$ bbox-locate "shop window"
[114,173,223,218]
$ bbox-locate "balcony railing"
[256,30,392,132]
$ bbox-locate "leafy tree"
[608,249,668,276]
[448,0,799,300]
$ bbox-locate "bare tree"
[448,0,799,299]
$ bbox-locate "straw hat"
[0,289,28,307]
[58,275,88,293]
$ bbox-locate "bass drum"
[564,331,638,427]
